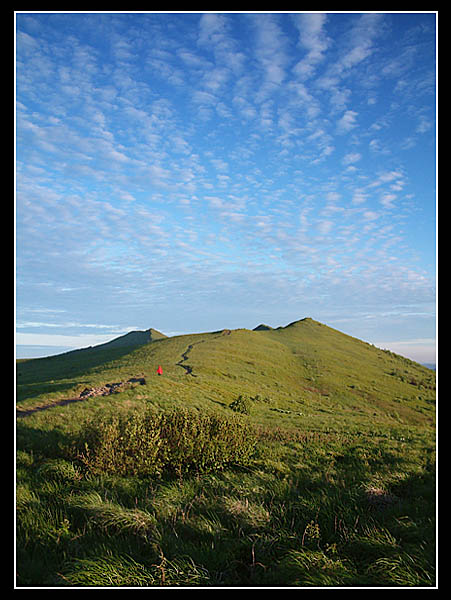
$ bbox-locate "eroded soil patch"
[16,377,146,418]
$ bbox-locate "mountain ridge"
[16,317,436,434]
[96,327,167,349]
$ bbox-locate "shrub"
[229,394,252,415]
[75,408,257,478]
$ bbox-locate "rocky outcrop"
[79,377,146,398]
[16,376,148,418]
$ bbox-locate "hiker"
[157,365,163,376]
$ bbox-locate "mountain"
[91,327,167,350]
[253,324,273,331]
[48,327,167,356]
[16,318,436,432]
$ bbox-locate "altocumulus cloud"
[16,12,436,360]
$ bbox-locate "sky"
[15,11,437,363]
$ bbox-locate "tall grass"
[16,404,435,587]
[16,319,436,587]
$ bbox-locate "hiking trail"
[176,330,231,377]
[16,377,146,418]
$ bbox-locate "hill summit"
[17,317,436,433]
[89,327,167,350]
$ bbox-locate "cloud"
[16,13,436,351]
[313,13,386,115]
[292,13,330,80]
[198,13,227,47]
[232,94,257,120]
[380,193,397,209]
[342,152,361,165]
[369,138,389,154]
[287,81,321,120]
[363,210,379,221]
[249,14,289,100]
[317,220,333,235]
[16,331,125,349]
[352,190,367,205]
[339,13,386,72]
[368,171,405,190]
[198,12,247,83]
[16,321,124,330]
[336,110,358,133]
[178,49,212,70]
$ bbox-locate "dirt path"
[17,395,92,418]
[17,330,234,417]
[176,342,204,376]
[16,377,146,419]
[176,330,231,377]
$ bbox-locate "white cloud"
[336,110,358,134]
[378,171,404,183]
[317,220,333,235]
[369,138,386,154]
[292,13,330,80]
[339,13,385,72]
[178,49,211,70]
[363,210,379,221]
[380,193,397,208]
[16,13,436,351]
[250,14,289,99]
[232,95,257,120]
[352,191,367,205]
[198,13,227,47]
[342,152,361,165]
[16,332,120,349]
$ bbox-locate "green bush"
[229,394,252,415]
[75,409,257,478]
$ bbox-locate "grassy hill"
[16,318,435,431]
[15,318,436,587]
[92,327,167,349]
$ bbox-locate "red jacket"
[157,365,163,375]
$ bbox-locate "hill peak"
[284,317,317,328]
[146,328,168,340]
[253,318,318,331]
[91,327,167,350]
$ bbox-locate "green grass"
[16,318,436,587]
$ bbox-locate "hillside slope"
[16,319,436,588]
[16,318,435,434]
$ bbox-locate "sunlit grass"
[16,319,435,587]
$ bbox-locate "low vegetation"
[16,318,436,587]
[75,409,258,478]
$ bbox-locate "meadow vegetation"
[16,318,436,587]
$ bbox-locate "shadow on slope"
[16,332,167,402]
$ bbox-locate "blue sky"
[15,12,437,363]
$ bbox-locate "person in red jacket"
[157,365,163,376]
